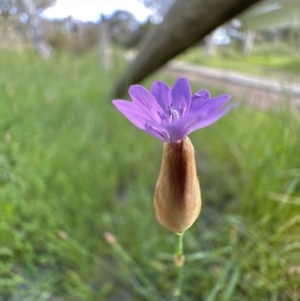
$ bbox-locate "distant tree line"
[43,10,155,54]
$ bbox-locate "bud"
[154,137,201,233]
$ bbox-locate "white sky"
[42,0,154,23]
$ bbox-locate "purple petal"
[171,78,191,115]
[129,85,162,122]
[189,89,211,114]
[190,94,231,115]
[194,89,210,98]
[183,104,236,135]
[145,120,188,143]
[112,100,149,129]
[144,123,170,142]
[164,123,188,143]
[150,81,171,112]
[206,95,231,114]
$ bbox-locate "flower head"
[112,77,234,143]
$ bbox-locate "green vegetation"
[177,42,300,80]
[1,50,299,300]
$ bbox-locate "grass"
[0,49,300,300]
[176,42,300,81]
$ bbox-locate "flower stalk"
[173,232,185,298]
[174,232,185,266]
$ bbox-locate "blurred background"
[0,0,299,300]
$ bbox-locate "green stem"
[175,232,184,259]
[173,232,185,299]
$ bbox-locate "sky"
[42,0,154,23]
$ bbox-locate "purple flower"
[112,78,235,143]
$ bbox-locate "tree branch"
[113,0,262,97]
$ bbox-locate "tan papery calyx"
[154,137,201,233]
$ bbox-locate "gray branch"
[113,0,262,97]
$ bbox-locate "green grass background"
[0,49,299,300]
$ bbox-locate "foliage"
[0,0,54,14]
[0,50,299,300]
[43,14,154,55]
[108,11,153,49]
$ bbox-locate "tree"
[20,0,53,58]
[138,0,175,21]
[0,0,54,15]
[113,0,263,97]
[0,0,54,57]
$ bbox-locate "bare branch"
[113,0,263,97]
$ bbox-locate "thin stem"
[173,232,185,299]
[174,232,184,259]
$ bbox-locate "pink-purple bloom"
[112,78,234,143]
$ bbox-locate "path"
[165,61,300,111]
